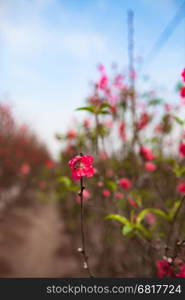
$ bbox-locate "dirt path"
[0,201,80,277]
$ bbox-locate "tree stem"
[79,175,94,278]
[165,195,185,257]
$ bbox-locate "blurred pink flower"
[106,169,114,177]
[156,260,174,278]
[20,163,30,175]
[177,182,185,194]
[128,198,137,207]
[137,113,149,130]
[119,178,132,190]
[83,119,91,128]
[181,98,185,105]
[179,143,185,157]
[76,189,90,204]
[176,265,185,278]
[67,129,77,139]
[181,68,185,82]
[115,192,123,199]
[154,124,163,133]
[97,64,105,72]
[108,94,118,105]
[98,73,108,90]
[110,105,117,114]
[100,151,108,160]
[39,181,47,189]
[145,162,157,172]
[94,167,98,174]
[114,74,124,89]
[104,120,113,129]
[89,95,102,106]
[102,189,111,197]
[180,86,185,98]
[46,160,55,168]
[140,146,155,161]
[145,213,156,225]
[164,104,172,112]
[138,102,147,110]
[68,155,95,180]
[0,104,12,114]
[119,122,127,140]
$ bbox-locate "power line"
[143,0,185,66]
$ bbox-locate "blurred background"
[0,0,184,156]
[0,0,185,277]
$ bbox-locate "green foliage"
[106,213,152,239]
[76,103,111,115]
[149,98,163,105]
[106,214,130,225]
[145,137,160,144]
[122,223,133,236]
[58,176,71,187]
[168,201,181,221]
[54,65,185,277]
[76,106,96,113]
[173,115,185,126]
[136,208,169,223]
[175,81,183,91]
[172,162,185,178]
[58,176,79,192]
[104,179,117,191]
[134,223,152,238]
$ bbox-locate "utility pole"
[127,10,137,148]
[127,10,135,90]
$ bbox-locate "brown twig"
[78,154,94,278]
[95,114,99,155]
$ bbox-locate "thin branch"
[165,195,185,257]
[78,160,94,278]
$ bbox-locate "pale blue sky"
[0,0,184,156]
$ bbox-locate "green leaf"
[70,185,79,192]
[151,208,169,220]
[97,104,111,115]
[136,208,168,224]
[172,162,181,177]
[173,115,185,126]
[172,162,185,177]
[105,179,117,191]
[99,103,111,110]
[105,214,130,225]
[150,137,160,144]
[58,176,79,192]
[149,98,163,105]
[98,110,110,115]
[76,106,96,113]
[179,167,185,176]
[58,176,72,188]
[175,81,184,92]
[76,104,111,115]
[168,201,181,220]
[135,224,152,238]
[122,224,133,236]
